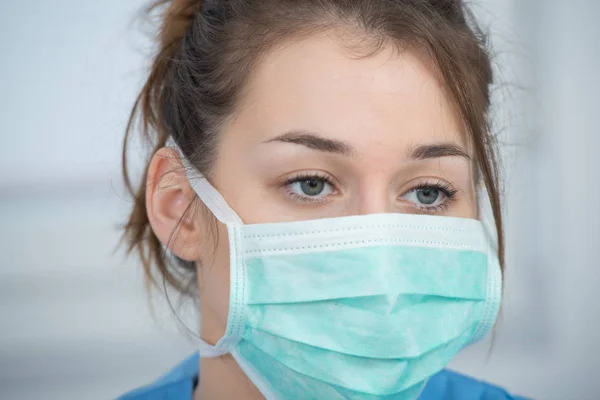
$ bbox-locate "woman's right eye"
[284,174,336,203]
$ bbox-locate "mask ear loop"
[165,139,246,357]
[186,175,243,225]
[477,185,499,254]
[166,138,243,226]
[469,185,503,348]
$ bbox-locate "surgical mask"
[175,148,502,399]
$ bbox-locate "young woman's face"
[193,31,478,343]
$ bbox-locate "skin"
[146,29,478,400]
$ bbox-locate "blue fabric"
[118,354,198,400]
[118,352,529,400]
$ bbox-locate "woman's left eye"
[285,175,335,202]
[401,183,457,211]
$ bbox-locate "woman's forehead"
[232,31,469,157]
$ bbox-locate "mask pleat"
[238,332,464,396]
[245,297,482,358]
[246,245,487,305]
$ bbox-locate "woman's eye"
[286,176,335,201]
[415,187,441,205]
[402,185,454,210]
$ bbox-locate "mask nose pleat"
[246,245,488,305]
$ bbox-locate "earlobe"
[146,147,203,261]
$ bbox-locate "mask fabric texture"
[175,149,502,400]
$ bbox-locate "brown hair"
[122,0,503,295]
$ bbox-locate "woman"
[120,0,528,398]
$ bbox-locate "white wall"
[1,1,599,399]
[1,2,195,399]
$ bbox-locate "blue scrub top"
[119,353,529,400]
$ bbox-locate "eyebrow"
[408,143,471,161]
[264,131,357,157]
[264,130,470,161]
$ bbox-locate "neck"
[193,354,265,400]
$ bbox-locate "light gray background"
[1,0,599,399]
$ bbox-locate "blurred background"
[1,0,599,399]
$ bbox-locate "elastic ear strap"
[198,338,232,358]
[166,139,243,225]
[187,176,243,225]
[477,186,499,253]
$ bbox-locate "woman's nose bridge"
[352,184,396,215]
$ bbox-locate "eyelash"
[403,180,459,213]
[283,172,337,204]
[283,174,459,212]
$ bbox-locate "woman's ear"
[146,147,203,261]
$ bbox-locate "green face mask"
[181,159,502,400]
